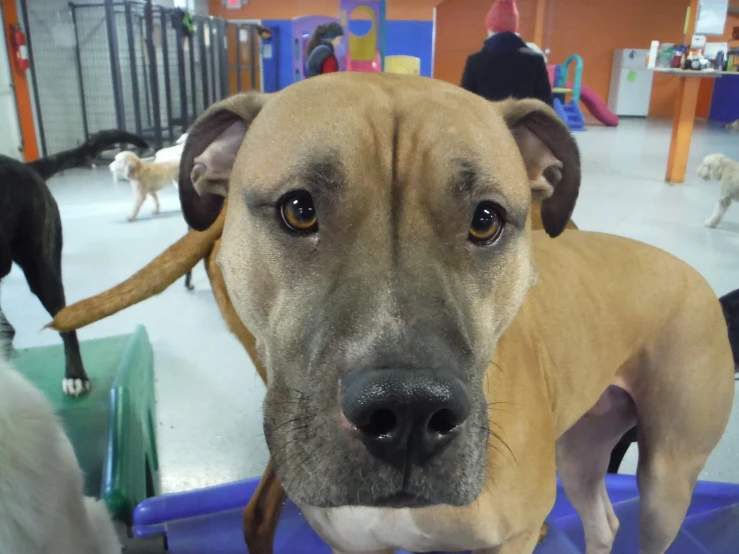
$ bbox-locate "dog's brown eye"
[469,202,504,244]
[281,191,318,233]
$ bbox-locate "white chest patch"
[301,505,436,552]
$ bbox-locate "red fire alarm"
[223,0,246,8]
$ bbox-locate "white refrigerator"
[608,49,654,117]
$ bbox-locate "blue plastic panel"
[134,475,739,553]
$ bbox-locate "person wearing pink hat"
[461,0,552,105]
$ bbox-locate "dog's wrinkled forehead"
[233,76,530,207]
[181,74,579,236]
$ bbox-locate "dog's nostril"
[428,408,459,434]
[359,409,398,438]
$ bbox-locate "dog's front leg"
[128,184,145,222]
[150,192,160,216]
[705,197,731,227]
[473,528,543,554]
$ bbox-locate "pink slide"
[569,83,619,127]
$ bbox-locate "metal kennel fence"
[19,0,264,156]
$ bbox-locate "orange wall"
[549,0,688,118]
[434,0,536,84]
[435,0,692,118]
[210,0,439,21]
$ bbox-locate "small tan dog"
[108,152,179,221]
[697,153,739,227]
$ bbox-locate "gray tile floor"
[4,118,739,504]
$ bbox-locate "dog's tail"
[28,130,149,180]
[48,211,224,333]
[83,497,122,554]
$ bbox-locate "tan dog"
[57,73,733,554]
[172,74,733,554]
[108,152,179,221]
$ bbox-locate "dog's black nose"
[340,369,470,466]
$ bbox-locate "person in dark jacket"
[305,23,344,78]
[461,0,553,105]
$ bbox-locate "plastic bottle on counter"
[648,41,659,69]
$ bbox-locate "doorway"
[226,20,263,94]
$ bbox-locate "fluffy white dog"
[0,314,121,554]
[697,153,739,228]
[109,133,187,182]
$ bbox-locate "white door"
[0,10,24,160]
[614,69,653,117]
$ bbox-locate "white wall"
[0,8,23,159]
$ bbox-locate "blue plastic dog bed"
[134,474,739,553]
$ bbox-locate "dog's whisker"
[270,415,314,433]
[478,424,516,463]
[272,433,310,460]
[287,387,307,398]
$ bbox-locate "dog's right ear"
[180,92,268,231]
[497,98,581,238]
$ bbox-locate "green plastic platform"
[13,325,159,525]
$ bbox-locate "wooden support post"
[1,0,39,160]
[664,0,702,184]
[665,76,701,184]
[533,0,547,48]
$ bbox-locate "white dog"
[109,133,187,182]
[0,311,121,554]
[108,151,180,221]
[697,153,739,228]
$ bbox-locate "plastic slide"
[571,83,619,127]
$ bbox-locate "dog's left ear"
[497,99,581,238]
[180,92,268,231]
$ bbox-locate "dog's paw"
[126,215,136,222]
[62,378,91,397]
[705,217,719,228]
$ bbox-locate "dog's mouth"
[372,489,431,509]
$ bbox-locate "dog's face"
[109,151,141,179]
[697,153,727,181]
[179,74,580,509]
